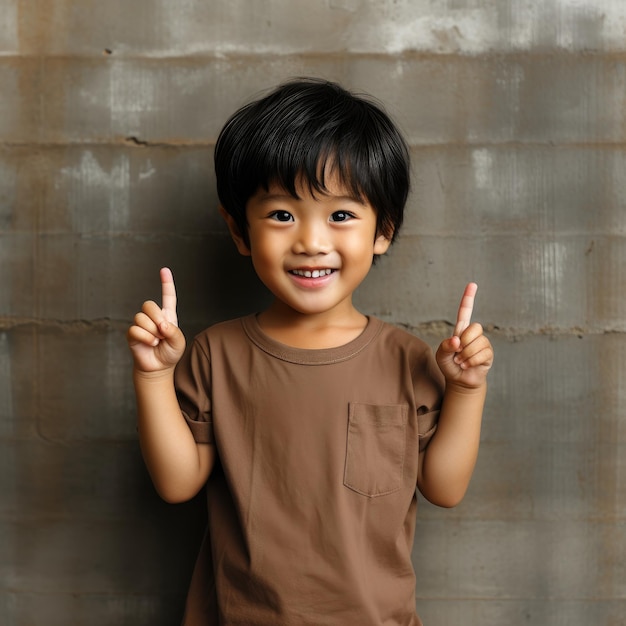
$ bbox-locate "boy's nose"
[292,222,331,255]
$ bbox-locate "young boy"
[127,78,493,626]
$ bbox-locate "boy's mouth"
[289,268,335,278]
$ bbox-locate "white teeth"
[291,268,333,278]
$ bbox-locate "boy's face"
[223,173,391,319]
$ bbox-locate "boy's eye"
[269,210,294,222]
[330,211,354,222]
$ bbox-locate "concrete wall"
[2,1,625,624]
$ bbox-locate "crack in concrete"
[2,318,621,338]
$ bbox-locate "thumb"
[438,335,461,355]
[158,319,186,352]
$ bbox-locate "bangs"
[258,140,368,204]
[242,99,399,207]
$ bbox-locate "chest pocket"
[343,402,408,497]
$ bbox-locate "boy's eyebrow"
[254,191,293,202]
[255,190,367,205]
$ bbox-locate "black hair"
[214,77,410,249]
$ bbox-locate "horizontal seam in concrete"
[396,322,625,337]
[5,231,625,238]
[0,139,215,149]
[4,140,626,149]
[395,232,626,238]
[2,317,624,337]
[2,50,625,61]
[1,589,186,597]
[0,231,228,238]
[0,317,124,330]
[414,595,626,601]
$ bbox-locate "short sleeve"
[417,409,439,452]
[174,338,215,444]
[413,345,446,452]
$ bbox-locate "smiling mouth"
[289,268,335,278]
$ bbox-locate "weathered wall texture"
[2,1,625,624]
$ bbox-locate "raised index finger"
[454,282,477,337]
[160,267,177,320]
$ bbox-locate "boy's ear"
[219,206,251,256]
[373,233,392,256]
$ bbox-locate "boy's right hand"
[127,267,186,374]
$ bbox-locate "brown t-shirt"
[174,314,445,626]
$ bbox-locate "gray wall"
[2,1,625,624]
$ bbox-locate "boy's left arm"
[418,283,494,508]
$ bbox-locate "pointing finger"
[160,267,178,325]
[454,282,477,337]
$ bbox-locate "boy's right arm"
[127,268,214,503]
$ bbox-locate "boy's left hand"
[436,283,493,389]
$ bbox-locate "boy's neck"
[257,300,369,349]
